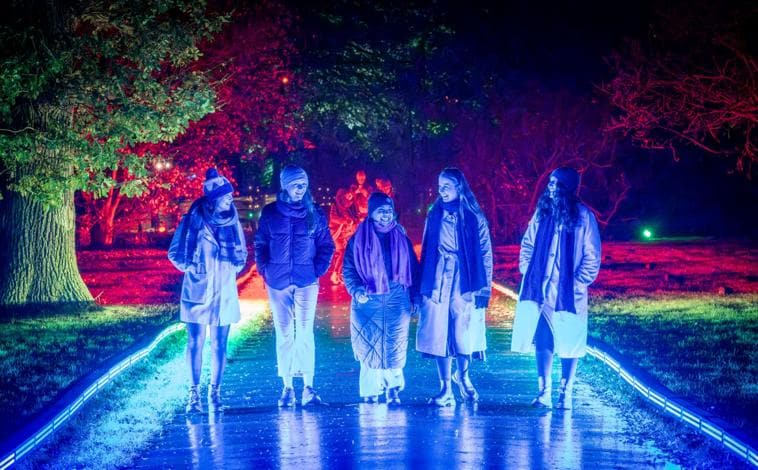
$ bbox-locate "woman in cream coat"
[169,168,247,413]
[416,168,493,406]
[511,167,601,409]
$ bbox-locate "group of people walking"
[168,164,601,413]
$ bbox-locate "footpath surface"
[134,278,683,469]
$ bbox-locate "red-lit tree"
[449,85,628,241]
[81,1,301,245]
[600,2,757,178]
[77,159,237,246]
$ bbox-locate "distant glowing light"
[158,226,167,233]
[239,299,268,322]
[281,76,290,84]
[642,228,653,239]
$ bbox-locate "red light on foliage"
[281,76,290,84]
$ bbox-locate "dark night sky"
[294,0,756,239]
[442,1,651,87]
[421,1,756,238]
[467,0,756,239]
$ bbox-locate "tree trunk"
[90,177,122,247]
[0,190,93,306]
[91,201,117,247]
[91,221,115,247]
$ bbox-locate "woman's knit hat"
[203,168,234,200]
[367,192,394,217]
[550,167,580,194]
[280,165,309,189]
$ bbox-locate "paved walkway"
[135,278,679,469]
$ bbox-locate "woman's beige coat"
[510,204,601,358]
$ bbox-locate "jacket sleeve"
[342,236,364,297]
[519,213,538,275]
[477,213,493,298]
[168,215,189,272]
[313,210,336,278]
[575,209,602,285]
[253,210,270,275]
[234,221,248,273]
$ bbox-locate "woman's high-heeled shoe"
[452,370,480,402]
[428,388,456,407]
[556,378,573,410]
[186,385,202,414]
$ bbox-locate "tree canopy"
[0,0,228,204]
[601,1,758,178]
[76,1,301,245]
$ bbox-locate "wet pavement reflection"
[135,279,678,469]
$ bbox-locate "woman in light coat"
[416,168,493,406]
[343,192,419,404]
[511,167,601,409]
[168,168,248,413]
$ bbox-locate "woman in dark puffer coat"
[254,165,335,407]
[343,192,420,404]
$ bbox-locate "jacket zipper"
[289,216,294,285]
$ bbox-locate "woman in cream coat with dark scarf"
[169,168,248,413]
[511,167,601,409]
[416,168,493,406]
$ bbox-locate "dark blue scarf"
[277,193,318,235]
[419,201,488,297]
[520,214,576,313]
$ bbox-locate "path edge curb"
[0,264,257,469]
[492,281,758,467]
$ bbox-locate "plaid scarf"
[174,197,245,267]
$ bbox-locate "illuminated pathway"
[135,276,683,469]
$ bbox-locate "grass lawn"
[578,355,753,470]
[14,330,187,470]
[588,294,758,433]
[77,248,181,304]
[0,303,177,443]
[493,240,757,437]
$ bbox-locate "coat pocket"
[182,270,209,304]
[573,280,588,312]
